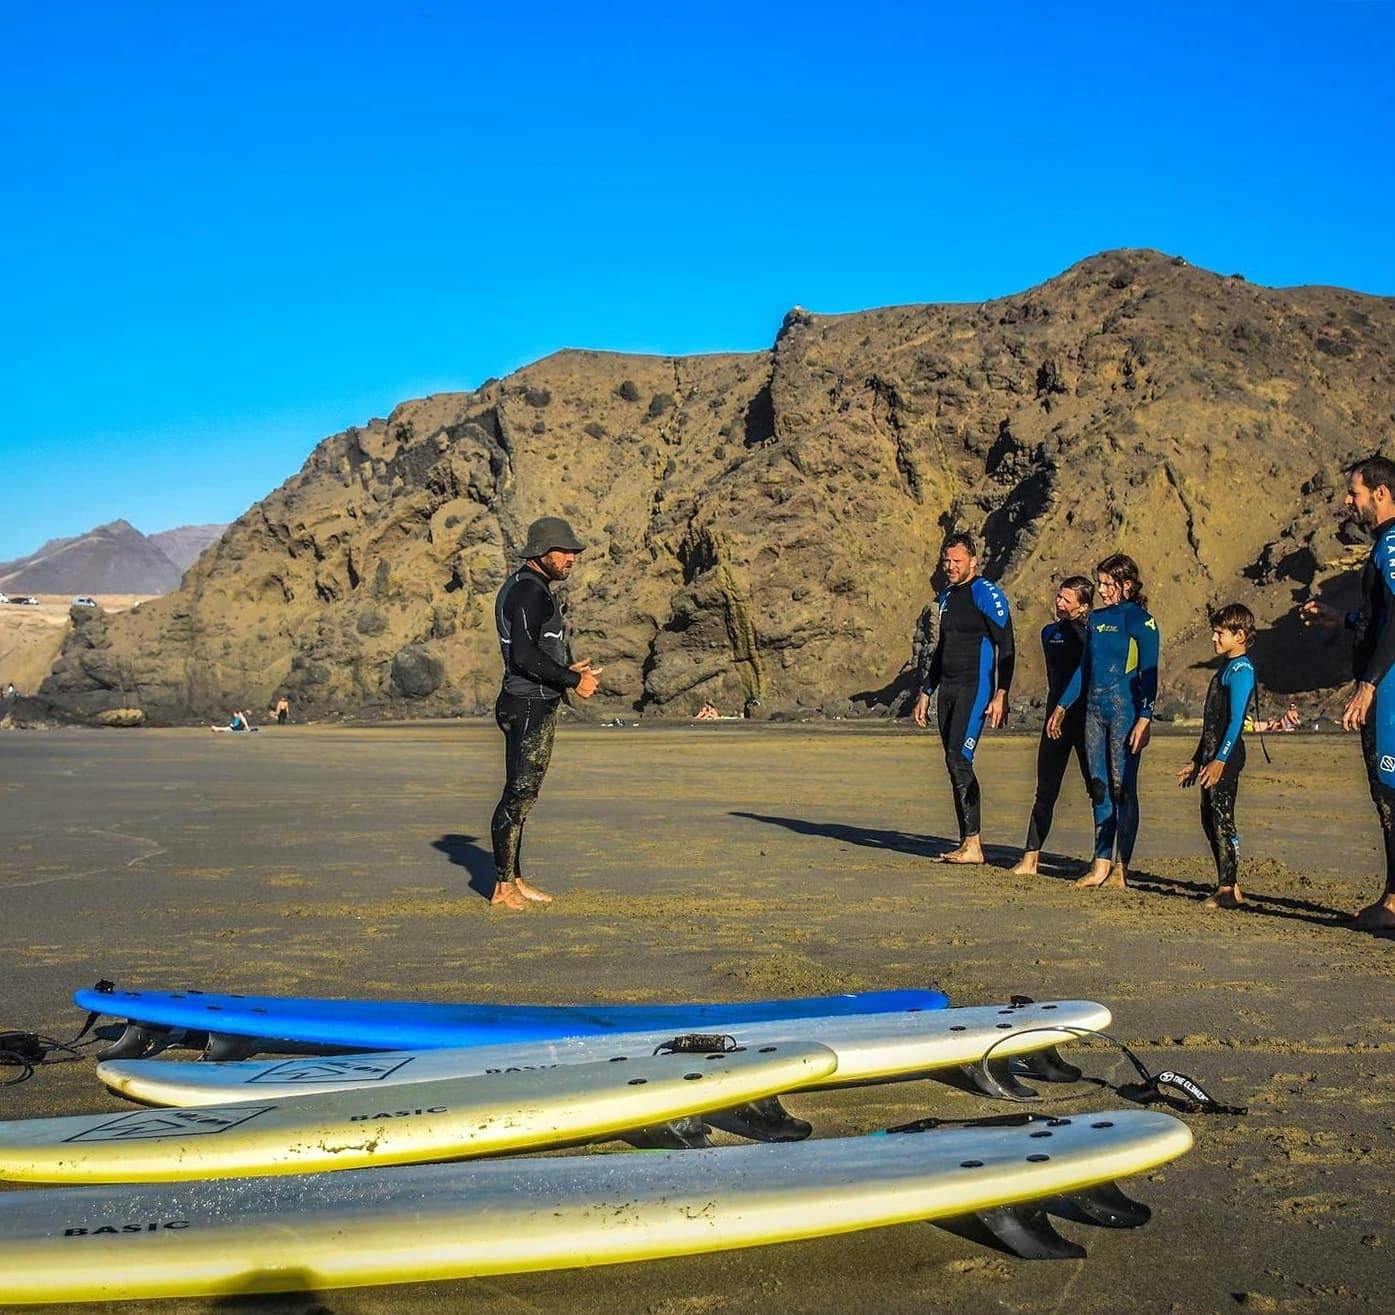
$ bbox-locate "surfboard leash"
[977,1025,1248,1117]
[1,980,117,1086]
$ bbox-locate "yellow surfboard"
[0,1109,1192,1304]
[0,1042,835,1183]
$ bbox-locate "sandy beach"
[1,721,1391,1314]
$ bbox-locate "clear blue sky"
[4,1,1393,561]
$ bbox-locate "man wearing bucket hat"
[489,516,601,910]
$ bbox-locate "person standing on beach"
[913,533,1015,864]
[1048,553,1159,890]
[1300,455,1395,932]
[490,516,600,911]
[1177,603,1258,909]
[1012,575,1093,875]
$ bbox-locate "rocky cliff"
[39,250,1395,724]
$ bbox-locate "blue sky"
[4,1,1393,560]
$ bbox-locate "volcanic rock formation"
[38,251,1395,724]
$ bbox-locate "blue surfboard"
[74,985,949,1056]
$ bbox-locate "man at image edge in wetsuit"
[1301,456,1395,932]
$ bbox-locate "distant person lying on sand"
[211,710,254,733]
[1253,701,1301,733]
[694,702,720,720]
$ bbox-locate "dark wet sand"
[2,722,1391,1314]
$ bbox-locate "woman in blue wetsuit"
[1046,553,1159,890]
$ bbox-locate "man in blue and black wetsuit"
[913,533,1015,864]
[1301,455,1395,932]
[489,516,601,912]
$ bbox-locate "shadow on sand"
[728,810,1075,872]
[1031,862,1359,930]
[730,811,1389,933]
[431,833,495,900]
[208,1268,357,1312]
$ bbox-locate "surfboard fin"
[707,1097,812,1143]
[1014,1045,1082,1084]
[622,1116,713,1150]
[958,1202,1087,1260]
[203,1033,260,1063]
[97,1022,167,1061]
[959,1057,1039,1100]
[1050,1181,1151,1229]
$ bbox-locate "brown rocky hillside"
[38,250,1395,725]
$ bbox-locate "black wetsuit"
[1025,618,1089,852]
[922,577,1015,841]
[1191,655,1255,889]
[491,565,580,883]
[1348,518,1395,898]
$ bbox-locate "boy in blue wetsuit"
[1301,455,1395,932]
[1047,553,1159,890]
[1177,604,1257,909]
[913,532,1015,865]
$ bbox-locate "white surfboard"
[99,999,1110,1105]
[0,1109,1193,1305]
[0,1042,835,1184]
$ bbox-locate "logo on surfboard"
[63,1107,275,1143]
[247,1057,414,1083]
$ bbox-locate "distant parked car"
[72,596,98,608]
[0,592,8,604]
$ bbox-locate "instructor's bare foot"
[1352,897,1395,931]
[1011,850,1041,876]
[1203,885,1246,910]
[513,877,554,904]
[489,880,529,911]
[1074,859,1115,889]
[939,838,986,865]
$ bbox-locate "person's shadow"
[728,811,1034,868]
[431,833,496,901]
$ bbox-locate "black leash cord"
[978,1025,1248,1116]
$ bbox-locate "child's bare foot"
[1074,859,1113,888]
[514,877,554,904]
[489,880,529,911]
[1011,850,1041,876]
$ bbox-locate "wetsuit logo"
[963,737,977,752]
[1381,756,1395,774]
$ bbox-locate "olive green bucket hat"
[521,516,585,558]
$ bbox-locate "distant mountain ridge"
[148,524,227,572]
[0,520,226,594]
